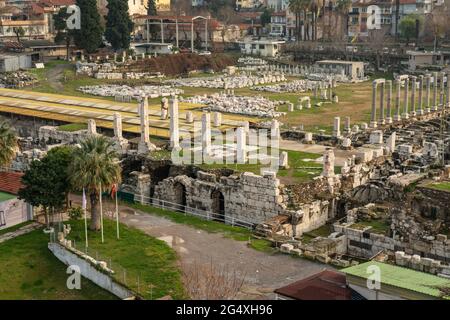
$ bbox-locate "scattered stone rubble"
[164,73,286,89]
[252,79,322,93]
[180,93,286,118]
[0,71,38,88]
[77,85,183,99]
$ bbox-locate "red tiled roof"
[274,270,352,300]
[0,172,24,195]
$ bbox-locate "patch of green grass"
[426,182,450,192]
[0,221,33,237]
[66,219,184,299]
[304,224,333,238]
[199,149,323,184]
[248,239,277,254]
[0,226,116,299]
[131,203,252,242]
[350,220,390,235]
[57,123,87,132]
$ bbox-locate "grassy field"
[0,225,116,300]
[57,123,88,132]
[66,219,185,299]
[350,219,391,235]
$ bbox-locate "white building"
[238,39,285,57]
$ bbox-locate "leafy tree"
[260,8,273,27]
[399,14,422,44]
[145,0,159,40]
[146,0,157,15]
[54,7,75,60]
[68,136,121,231]
[8,27,25,43]
[73,0,104,53]
[0,120,17,167]
[18,146,74,227]
[105,0,134,50]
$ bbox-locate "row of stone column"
[370,72,450,128]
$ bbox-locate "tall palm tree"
[289,0,303,41]
[336,0,352,39]
[69,135,122,231]
[0,121,18,167]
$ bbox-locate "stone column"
[87,119,96,135]
[394,79,402,122]
[333,116,341,138]
[202,113,211,157]
[432,72,438,111]
[113,112,122,139]
[440,72,445,108]
[236,127,247,164]
[271,119,280,140]
[386,80,393,123]
[321,149,335,178]
[169,96,180,150]
[447,72,450,109]
[213,112,222,127]
[402,78,409,119]
[138,95,156,154]
[370,81,378,128]
[410,76,417,117]
[426,75,431,113]
[417,75,424,115]
[344,116,351,134]
[378,81,385,125]
[185,111,194,123]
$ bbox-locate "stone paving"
[0,222,41,244]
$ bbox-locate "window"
[259,44,265,49]
[252,44,256,49]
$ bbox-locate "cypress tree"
[74,0,104,53]
[105,0,134,50]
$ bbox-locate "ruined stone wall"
[152,171,287,225]
[334,223,450,263]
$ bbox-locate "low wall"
[48,243,135,299]
[334,223,450,263]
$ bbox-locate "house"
[0,171,33,231]
[274,270,362,300]
[98,0,170,16]
[315,60,365,81]
[407,51,445,71]
[235,0,263,10]
[238,38,285,57]
[0,15,49,40]
[342,261,450,300]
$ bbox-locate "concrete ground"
[115,205,331,299]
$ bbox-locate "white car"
[198,51,211,56]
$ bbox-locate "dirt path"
[46,63,72,91]
[70,195,330,299]
[117,205,330,299]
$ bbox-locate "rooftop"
[342,261,450,299]
[274,270,353,300]
[0,171,24,196]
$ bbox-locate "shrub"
[67,207,83,220]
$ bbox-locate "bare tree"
[182,260,246,300]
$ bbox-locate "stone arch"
[211,189,225,222]
[173,182,187,212]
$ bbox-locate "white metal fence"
[131,193,256,230]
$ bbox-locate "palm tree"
[0,121,18,167]
[289,0,303,41]
[68,135,122,231]
[336,0,352,39]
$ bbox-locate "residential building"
[0,171,33,231]
[0,15,49,40]
[343,261,450,300]
[269,10,296,38]
[267,0,289,11]
[235,0,263,10]
[348,0,393,38]
[238,38,285,57]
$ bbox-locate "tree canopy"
[0,120,17,167]
[105,0,134,50]
[73,0,104,53]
